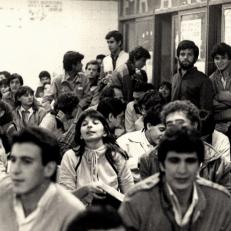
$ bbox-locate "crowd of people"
[0,30,231,230]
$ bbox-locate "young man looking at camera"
[120,127,231,231]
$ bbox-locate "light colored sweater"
[58,146,134,194]
[0,174,85,231]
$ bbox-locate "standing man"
[101,30,129,79]
[0,127,85,230]
[110,46,151,103]
[120,126,231,231]
[210,43,231,135]
[43,51,91,111]
[172,40,214,114]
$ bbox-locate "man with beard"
[171,40,214,114]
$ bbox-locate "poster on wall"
[180,18,205,72]
[180,18,202,57]
[224,9,231,45]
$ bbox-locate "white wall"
[0,0,118,89]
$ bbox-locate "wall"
[0,0,118,89]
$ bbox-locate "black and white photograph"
[0,0,231,230]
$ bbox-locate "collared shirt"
[221,76,227,89]
[19,106,33,121]
[13,183,56,231]
[166,183,199,227]
[117,129,152,170]
[111,54,119,70]
[45,72,91,110]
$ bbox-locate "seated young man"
[120,126,231,231]
[97,97,126,138]
[117,111,165,182]
[125,82,154,133]
[140,100,231,193]
[0,127,84,231]
[35,70,51,98]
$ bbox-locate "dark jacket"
[119,173,231,231]
[139,142,231,193]
[210,63,231,122]
[110,61,136,103]
[171,67,214,112]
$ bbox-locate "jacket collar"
[159,176,206,226]
[178,66,197,77]
[127,129,151,147]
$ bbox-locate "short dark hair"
[85,60,100,73]
[97,98,125,119]
[96,54,106,60]
[143,111,162,130]
[129,46,151,63]
[53,92,79,115]
[67,206,127,231]
[138,90,164,114]
[133,82,154,93]
[158,126,204,166]
[15,86,34,107]
[159,81,171,91]
[63,51,84,72]
[161,100,200,129]
[176,40,199,61]
[211,42,231,60]
[8,73,24,86]
[11,127,60,181]
[0,71,11,79]
[38,71,51,79]
[105,30,123,45]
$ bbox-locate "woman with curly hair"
[59,109,134,206]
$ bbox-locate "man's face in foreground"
[162,151,199,192]
[9,142,52,196]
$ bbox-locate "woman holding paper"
[58,109,134,206]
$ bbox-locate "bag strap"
[105,151,118,175]
[74,153,82,172]
[73,147,118,175]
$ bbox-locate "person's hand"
[2,89,11,99]
[73,182,106,205]
[114,127,126,138]
[56,110,66,123]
